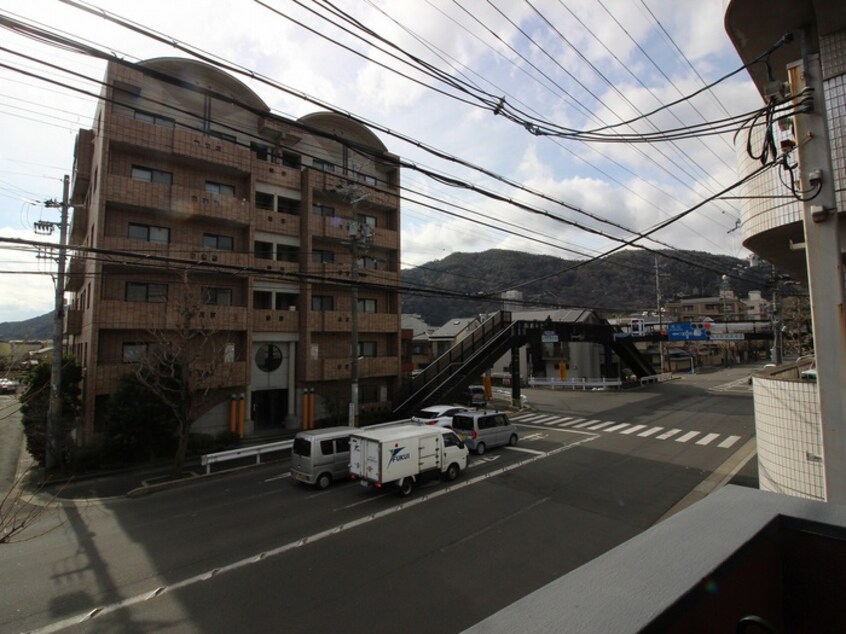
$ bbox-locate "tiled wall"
[822,29,846,214]
[753,377,825,500]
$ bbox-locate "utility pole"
[654,257,665,373]
[792,37,846,504]
[39,175,70,472]
[337,181,370,426]
[769,266,783,365]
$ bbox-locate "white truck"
[349,424,468,496]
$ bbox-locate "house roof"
[430,317,480,340]
[401,314,432,339]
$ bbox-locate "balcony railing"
[104,175,251,225]
[96,300,249,331]
[252,309,299,332]
[96,361,247,394]
[304,355,400,380]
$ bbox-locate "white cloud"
[0,0,766,320]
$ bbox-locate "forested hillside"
[400,249,772,327]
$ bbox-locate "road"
[0,367,755,633]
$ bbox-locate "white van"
[291,426,353,489]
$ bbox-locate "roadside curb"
[655,437,758,523]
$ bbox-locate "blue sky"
[0,0,764,323]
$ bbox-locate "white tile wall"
[753,377,825,500]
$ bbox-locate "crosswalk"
[509,412,742,450]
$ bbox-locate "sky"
[0,0,766,323]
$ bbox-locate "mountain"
[400,249,772,327]
[0,312,53,340]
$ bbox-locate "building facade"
[726,0,846,501]
[66,58,402,441]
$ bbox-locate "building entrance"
[251,389,288,429]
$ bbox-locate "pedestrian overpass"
[392,311,656,418]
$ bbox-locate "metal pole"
[655,257,665,372]
[45,175,69,471]
[793,40,846,503]
[349,206,359,427]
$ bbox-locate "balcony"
[465,486,846,633]
[71,129,94,207]
[107,117,252,173]
[304,355,400,380]
[253,210,301,236]
[305,311,400,334]
[96,361,247,395]
[252,309,299,333]
[66,255,85,291]
[65,309,82,336]
[306,169,399,211]
[104,176,252,225]
[96,300,248,331]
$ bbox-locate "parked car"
[462,385,488,407]
[410,405,469,428]
[0,378,17,394]
[450,410,518,455]
[290,426,353,489]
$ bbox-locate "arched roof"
[298,112,387,152]
[138,58,270,113]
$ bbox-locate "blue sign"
[667,323,708,341]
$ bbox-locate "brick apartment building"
[66,57,402,441]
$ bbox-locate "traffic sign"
[667,322,708,341]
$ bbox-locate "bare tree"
[1,467,61,544]
[133,270,236,478]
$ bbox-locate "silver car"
[291,426,352,489]
[450,410,518,455]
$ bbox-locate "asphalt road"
[0,366,756,633]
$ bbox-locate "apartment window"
[205,181,235,197]
[131,166,172,185]
[355,171,378,186]
[277,244,298,262]
[312,159,335,172]
[204,287,232,306]
[122,342,148,364]
[253,291,272,310]
[282,152,301,168]
[255,191,275,210]
[358,341,377,357]
[208,130,237,143]
[312,204,335,217]
[251,142,271,161]
[362,215,377,228]
[278,197,300,215]
[128,223,170,244]
[254,241,274,260]
[358,298,377,313]
[312,249,335,264]
[125,282,167,303]
[204,233,234,251]
[276,293,296,310]
[357,256,378,270]
[311,295,334,311]
[133,110,174,128]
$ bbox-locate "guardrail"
[201,439,293,474]
[528,377,623,390]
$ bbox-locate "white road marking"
[657,429,682,440]
[637,426,664,438]
[558,418,586,427]
[675,431,700,443]
[619,424,647,435]
[585,421,615,431]
[533,416,561,425]
[264,473,291,482]
[505,446,545,455]
[718,435,741,449]
[603,423,630,433]
[696,433,721,446]
[572,419,602,429]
